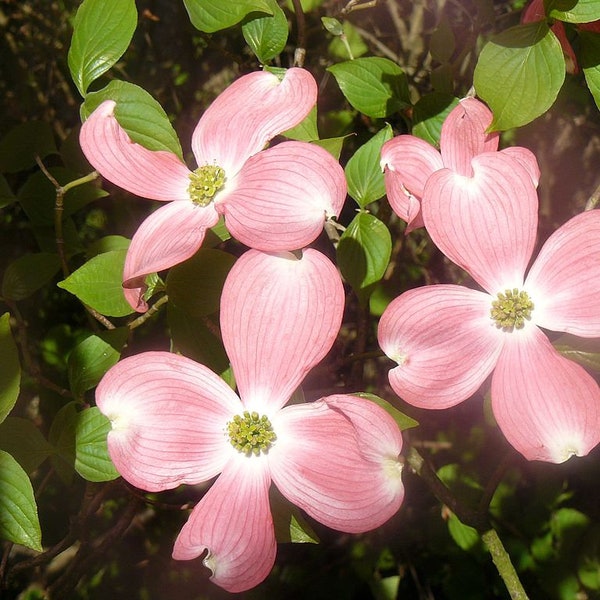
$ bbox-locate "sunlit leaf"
[67,328,129,398]
[183,0,272,33]
[474,21,565,130]
[57,250,135,317]
[68,0,137,96]
[412,93,460,147]
[0,450,42,551]
[242,0,288,64]
[75,407,119,482]
[547,0,600,23]
[0,314,20,424]
[282,107,319,141]
[328,57,410,118]
[82,80,183,158]
[580,31,600,111]
[345,124,393,208]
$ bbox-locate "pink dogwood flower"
[96,248,404,593]
[380,97,540,232]
[378,204,600,464]
[79,68,347,312]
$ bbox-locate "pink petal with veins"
[96,352,240,491]
[381,135,443,200]
[270,400,402,533]
[500,146,541,187]
[378,285,503,409]
[191,68,317,176]
[492,327,600,463]
[423,153,538,293]
[79,100,191,201]
[122,200,219,312]
[440,97,499,176]
[323,395,404,507]
[172,457,275,593]
[382,169,426,230]
[220,249,344,413]
[217,141,346,251]
[525,210,600,337]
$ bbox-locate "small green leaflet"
[242,0,288,64]
[0,314,20,424]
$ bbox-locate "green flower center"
[490,288,534,332]
[227,411,276,456]
[188,164,226,206]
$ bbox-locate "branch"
[405,445,530,600]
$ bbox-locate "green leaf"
[447,511,481,551]
[412,93,460,147]
[67,328,129,398]
[473,21,565,130]
[168,305,230,375]
[337,212,392,306]
[57,250,135,317]
[345,124,393,208]
[580,31,600,111]
[183,0,272,33]
[430,19,456,64]
[353,392,419,431]
[242,0,288,64]
[554,333,600,372]
[68,0,137,96]
[75,407,119,482]
[311,136,348,160]
[270,487,319,544]
[322,16,343,36]
[0,418,53,474]
[282,106,319,141]
[166,249,236,318]
[327,57,410,118]
[2,253,61,301]
[49,403,78,485]
[0,314,20,424]
[547,0,600,23]
[87,235,130,258]
[0,121,57,173]
[81,80,183,158]
[0,450,42,551]
[0,175,15,209]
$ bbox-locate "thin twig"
[291,0,306,66]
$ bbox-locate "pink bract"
[378,208,600,463]
[380,97,540,232]
[96,248,404,593]
[79,68,347,312]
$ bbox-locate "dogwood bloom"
[378,206,600,464]
[96,248,404,593]
[380,97,540,232]
[79,68,347,312]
